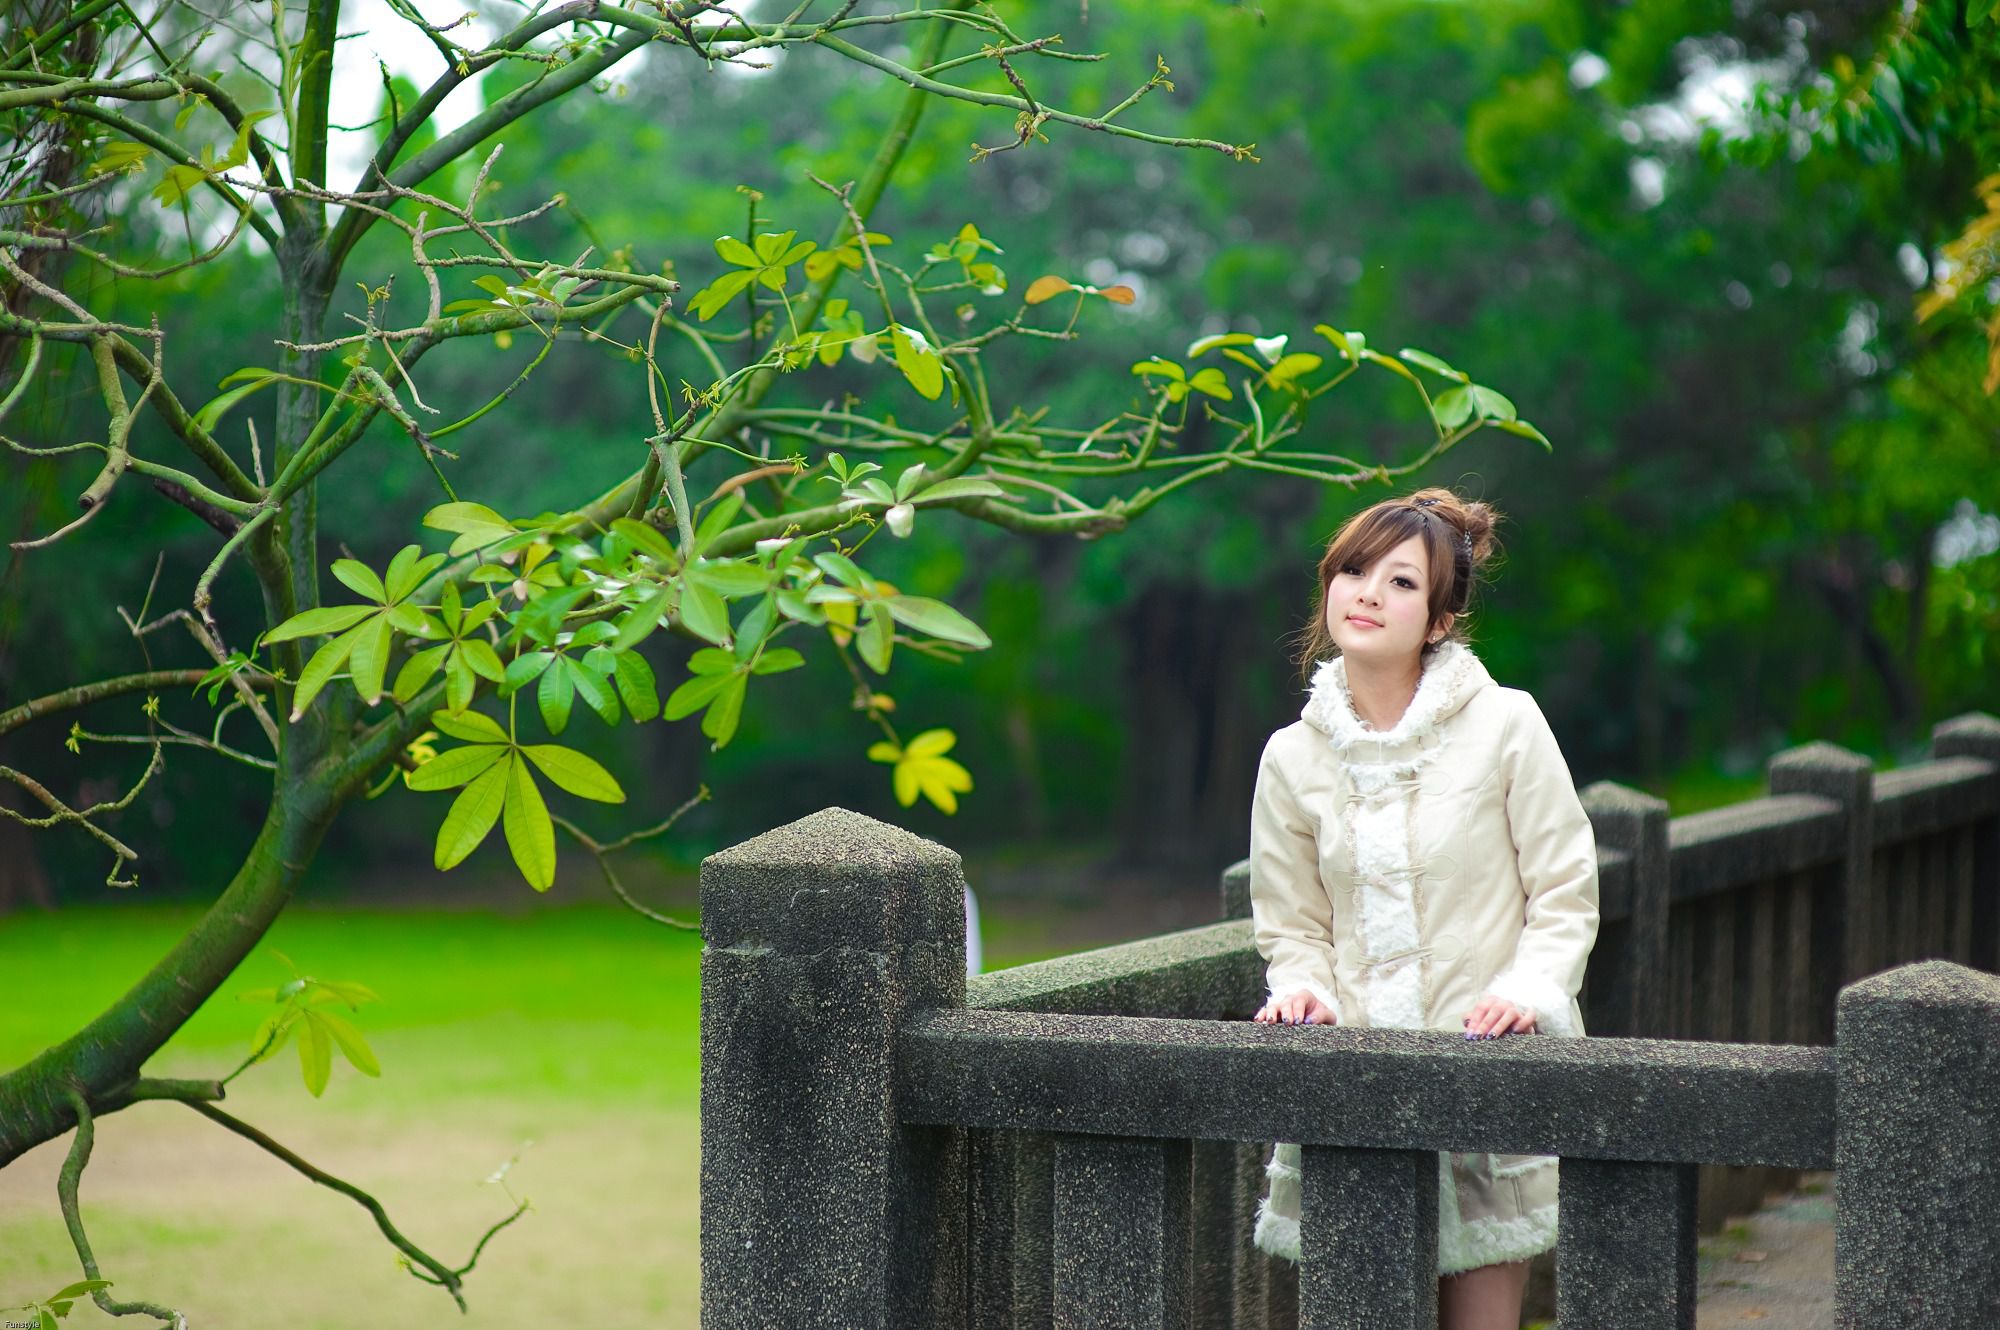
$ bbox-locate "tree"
[0,1,1543,1318]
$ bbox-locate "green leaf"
[1493,418,1553,451]
[750,648,805,675]
[1432,386,1476,429]
[678,580,731,645]
[405,741,507,791]
[912,477,1005,503]
[610,585,673,653]
[664,669,736,720]
[385,546,444,602]
[693,491,744,554]
[610,518,678,566]
[299,1012,333,1097]
[1469,385,1518,422]
[613,651,660,722]
[435,760,509,869]
[461,637,507,683]
[538,656,575,734]
[1313,324,1360,359]
[248,1009,297,1063]
[347,615,394,705]
[501,755,556,891]
[689,268,756,321]
[1266,353,1324,386]
[262,603,378,644]
[330,558,387,603]
[430,709,508,743]
[1187,367,1233,401]
[289,628,359,720]
[1361,348,1425,389]
[890,324,944,401]
[445,651,477,714]
[385,601,437,638]
[714,235,760,267]
[520,744,626,802]
[312,1008,381,1077]
[700,672,748,748]
[882,595,991,648]
[1131,357,1186,381]
[1398,348,1469,382]
[775,589,825,625]
[734,595,777,661]
[857,606,893,673]
[49,1280,113,1301]
[687,647,737,675]
[393,642,450,701]
[190,371,278,435]
[568,657,619,726]
[502,650,555,696]
[422,501,516,555]
[687,561,769,597]
[1185,332,1258,358]
[812,551,865,588]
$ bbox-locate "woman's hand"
[1462,997,1537,1039]
[1254,990,1338,1026]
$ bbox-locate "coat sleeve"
[1482,693,1600,1037]
[1248,731,1343,1021]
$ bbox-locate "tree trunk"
[0,785,341,1167]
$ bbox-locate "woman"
[1247,487,1599,1330]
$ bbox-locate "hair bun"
[1403,487,1499,568]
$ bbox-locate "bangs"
[1320,505,1431,579]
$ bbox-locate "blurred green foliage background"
[3,0,1995,909]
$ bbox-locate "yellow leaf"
[905,727,957,758]
[1024,275,1074,305]
[867,741,902,763]
[1097,285,1137,305]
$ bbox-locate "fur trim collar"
[1301,639,1494,752]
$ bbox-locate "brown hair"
[1293,486,1502,681]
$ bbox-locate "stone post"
[1835,961,2000,1327]
[1769,742,1875,1029]
[1932,712,2000,974]
[699,807,967,1329]
[1580,780,1671,1037]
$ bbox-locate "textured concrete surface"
[699,807,969,1329]
[1559,1159,1698,1328]
[900,1009,1836,1168]
[1835,961,2000,1328]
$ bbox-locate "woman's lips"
[1346,615,1382,628]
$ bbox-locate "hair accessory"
[1410,498,1473,557]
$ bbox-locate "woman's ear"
[1429,612,1456,644]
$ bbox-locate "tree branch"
[57,1090,190,1328]
[0,669,271,737]
[181,1098,525,1311]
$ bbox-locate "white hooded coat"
[1247,638,1600,1273]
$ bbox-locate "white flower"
[755,537,790,555]
[1253,334,1289,363]
[885,503,915,538]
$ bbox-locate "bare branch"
[181,1099,526,1311]
[551,785,710,929]
[57,1091,189,1328]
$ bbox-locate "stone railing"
[698,713,2000,1329]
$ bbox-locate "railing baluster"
[1189,1138,1239,1327]
[1051,1134,1192,1330]
[1297,1146,1438,1329]
[1556,1159,1698,1329]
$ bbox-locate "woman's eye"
[1394,577,1415,589]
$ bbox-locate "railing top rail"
[899,1008,1835,1169]
[1667,792,1845,901]
[966,918,1260,1016]
[1872,754,2000,845]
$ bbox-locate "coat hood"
[1300,638,1496,753]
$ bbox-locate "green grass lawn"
[0,903,712,1329]
[0,897,1092,1328]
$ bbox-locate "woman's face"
[1324,534,1440,664]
